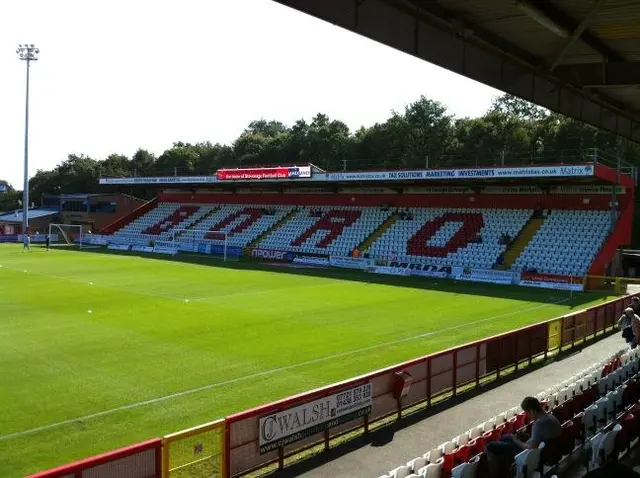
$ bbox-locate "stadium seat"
[513,209,610,276]
[108,201,613,278]
[514,442,544,478]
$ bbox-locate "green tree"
[0,180,19,212]
[131,149,156,176]
[155,143,199,175]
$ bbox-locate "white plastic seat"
[514,442,545,478]
[589,425,621,468]
[427,447,442,462]
[407,456,427,472]
[420,462,443,478]
[389,465,411,478]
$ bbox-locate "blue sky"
[0,0,500,187]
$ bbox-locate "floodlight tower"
[16,43,39,235]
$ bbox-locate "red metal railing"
[27,438,162,478]
[224,294,630,477]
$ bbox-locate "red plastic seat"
[615,413,636,453]
[452,444,473,467]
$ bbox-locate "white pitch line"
[0,298,567,442]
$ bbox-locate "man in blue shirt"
[23,234,31,252]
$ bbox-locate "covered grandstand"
[93,160,634,291]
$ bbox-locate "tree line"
[1,93,639,209]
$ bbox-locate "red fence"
[27,439,162,478]
[224,294,630,477]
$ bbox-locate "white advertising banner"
[373,266,411,276]
[293,256,330,267]
[329,256,374,270]
[259,383,372,454]
[152,245,179,256]
[453,267,518,285]
[519,279,584,291]
[107,244,130,251]
[387,261,452,278]
[131,245,154,253]
[99,176,220,185]
[99,164,595,185]
[327,165,594,182]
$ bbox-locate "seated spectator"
[486,396,561,478]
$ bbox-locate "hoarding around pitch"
[258,383,372,454]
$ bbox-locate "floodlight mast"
[16,43,39,236]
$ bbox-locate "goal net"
[48,224,85,249]
[170,228,228,261]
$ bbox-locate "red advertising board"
[217,166,311,181]
[521,272,581,284]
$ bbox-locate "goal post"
[170,228,228,261]
[48,223,84,248]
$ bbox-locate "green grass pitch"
[0,244,614,476]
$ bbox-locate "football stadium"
[4,1,640,478]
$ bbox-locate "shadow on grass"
[47,245,615,307]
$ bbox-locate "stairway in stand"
[497,215,545,269]
[175,206,220,238]
[357,213,399,252]
[248,209,298,249]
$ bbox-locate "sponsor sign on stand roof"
[326,164,595,182]
[99,164,596,185]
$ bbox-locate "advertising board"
[251,248,294,262]
[388,261,452,278]
[99,176,219,185]
[217,166,312,181]
[329,256,374,270]
[152,246,179,256]
[327,164,594,182]
[108,244,130,251]
[178,243,197,252]
[84,235,109,246]
[131,245,154,253]
[519,280,584,291]
[258,382,372,454]
[373,266,411,276]
[453,267,517,285]
[519,272,584,291]
[293,256,330,267]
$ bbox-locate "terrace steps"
[358,213,399,252]
[498,215,545,269]
[248,209,298,249]
[174,206,220,238]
